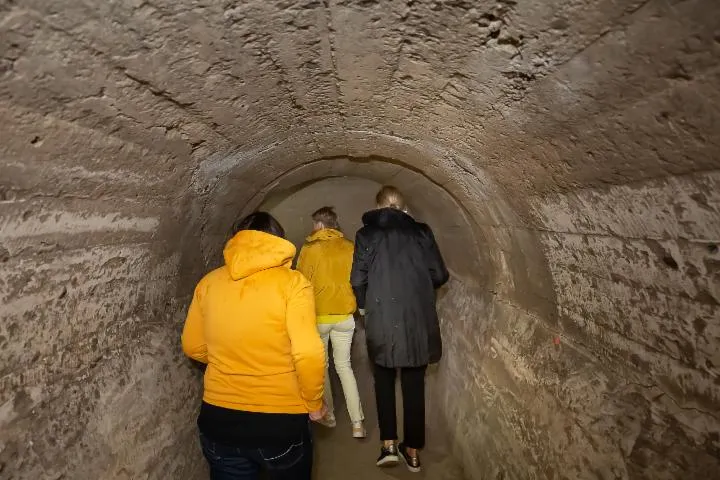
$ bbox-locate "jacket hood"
[223,230,296,280]
[305,228,344,242]
[362,207,414,227]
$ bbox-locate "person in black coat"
[350,186,449,473]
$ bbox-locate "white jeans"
[317,316,364,423]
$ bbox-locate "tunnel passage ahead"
[1,0,720,479]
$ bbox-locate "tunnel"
[1,0,719,479]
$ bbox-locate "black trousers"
[373,364,427,449]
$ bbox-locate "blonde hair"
[376,186,406,210]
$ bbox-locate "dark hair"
[311,206,340,230]
[232,212,285,238]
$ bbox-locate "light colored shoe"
[352,421,366,438]
[317,412,336,428]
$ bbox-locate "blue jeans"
[199,425,313,480]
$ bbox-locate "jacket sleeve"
[421,225,450,288]
[181,280,208,363]
[350,230,370,309]
[286,273,325,412]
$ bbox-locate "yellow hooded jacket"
[296,228,357,324]
[181,230,325,413]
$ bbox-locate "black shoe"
[399,443,421,473]
[376,444,399,467]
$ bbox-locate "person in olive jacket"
[350,186,449,473]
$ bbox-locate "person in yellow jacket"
[182,212,326,480]
[296,206,366,439]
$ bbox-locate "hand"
[358,308,366,316]
[309,403,328,421]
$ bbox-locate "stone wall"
[1,0,718,478]
[433,171,720,480]
[0,108,204,478]
[533,172,720,478]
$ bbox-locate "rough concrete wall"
[434,259,561,479]
[531,172,720,478]
[0,108,203,478]
[433,173,720,480]
[2,0,719,479]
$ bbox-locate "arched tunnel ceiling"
[2,0,718,199]
[190,135,555,321]
[210,153,494,286]
[1,1,720,479]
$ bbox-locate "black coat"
[350,208,449,368]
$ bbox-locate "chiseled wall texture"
[435,171,720,480]
[0,106,206,477]
[1,0,719,479]
[531,172,720,478]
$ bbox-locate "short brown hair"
[376,185,406,210]
[312,206,340,229]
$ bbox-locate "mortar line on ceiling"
[321,0,347,135]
